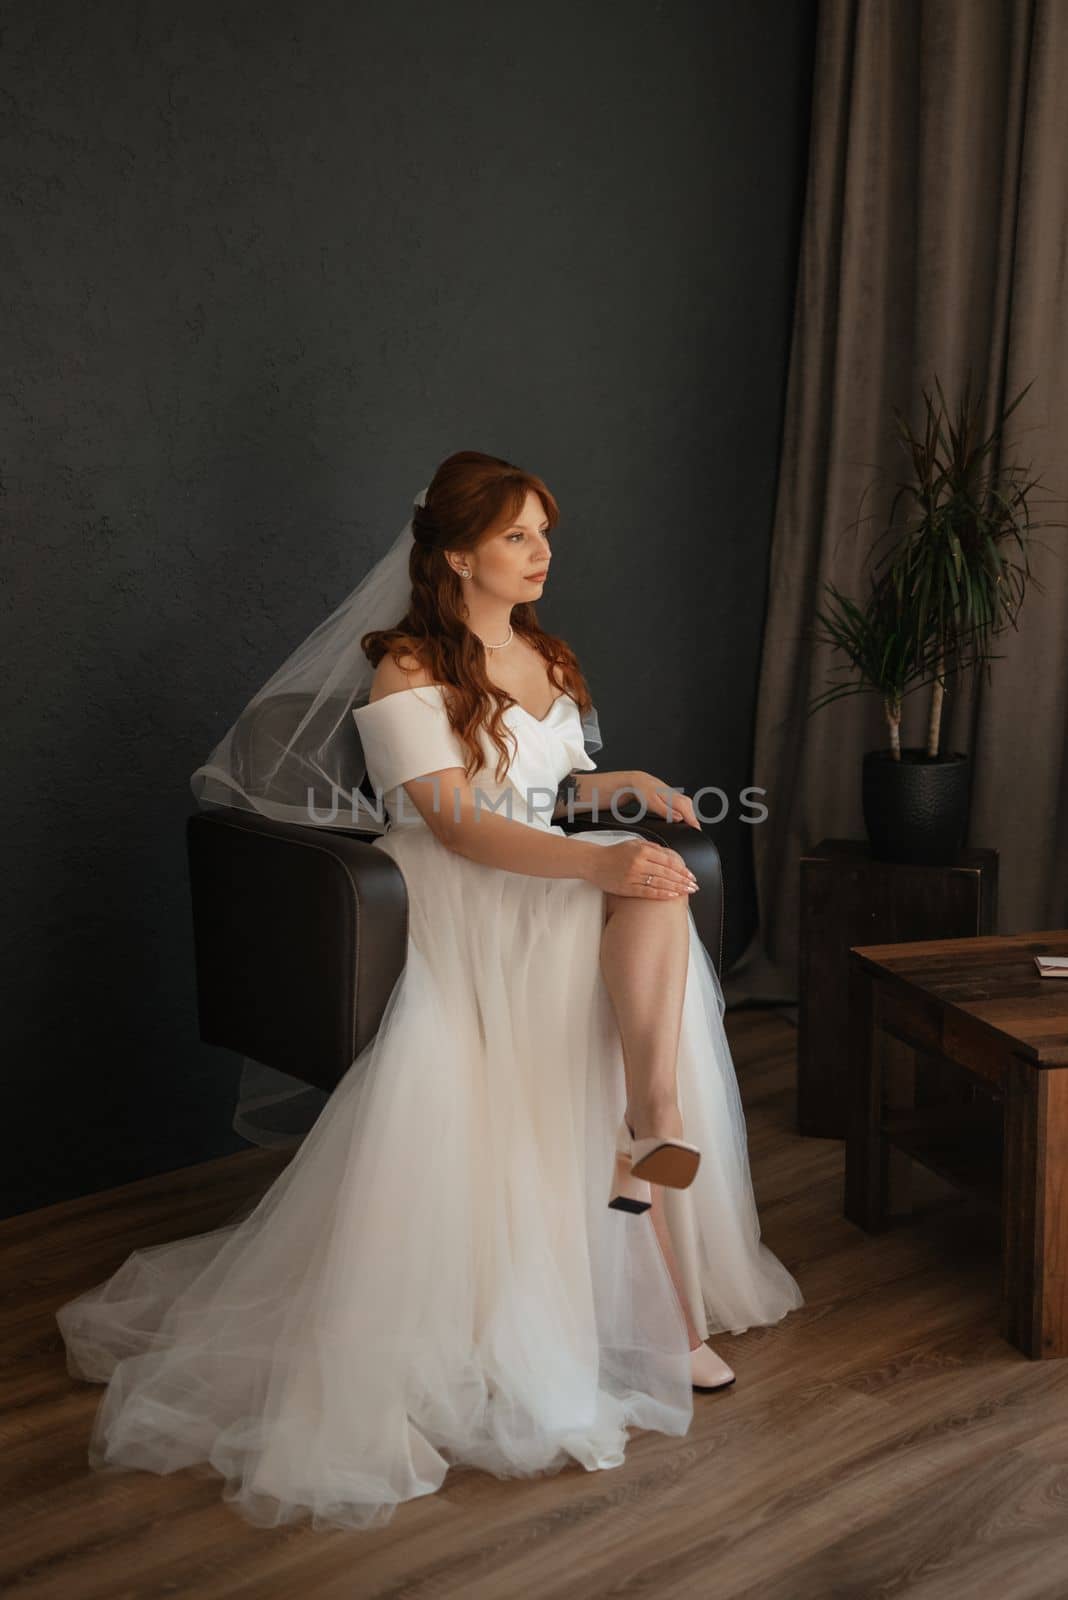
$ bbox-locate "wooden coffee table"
[844,929,1068,1358]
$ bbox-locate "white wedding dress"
[56,686,803,1531]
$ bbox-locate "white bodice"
[351,685,597,835]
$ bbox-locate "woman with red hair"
[57,450,803,1531]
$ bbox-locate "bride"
[55,449,804,1531]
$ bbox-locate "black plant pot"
[861,748,970,865]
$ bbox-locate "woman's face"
[448,489,553,601]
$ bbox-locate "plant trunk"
[884,694,902,761]
[926,651,945,758]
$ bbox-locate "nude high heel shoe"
[690,1342,736,1391]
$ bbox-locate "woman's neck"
[463,596,516,650]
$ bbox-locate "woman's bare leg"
[600,893,713,1356]
[649,1183,705,1349]
[599,893,690,1142]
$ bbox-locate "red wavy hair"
[361,450,594,785]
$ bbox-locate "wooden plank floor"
[5,1009,1068,1600]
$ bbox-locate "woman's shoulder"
[368,648,438,705]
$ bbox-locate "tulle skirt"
[55,823,803,1530]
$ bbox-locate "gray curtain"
[725,0,1068,1008]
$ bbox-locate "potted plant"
[807,373,1059,864]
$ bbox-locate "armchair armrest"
[186,807,408,1093]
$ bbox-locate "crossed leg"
[600,891,705,1350]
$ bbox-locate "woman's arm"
[550,769,636,822]
[401,765,602,880]
[398,763,695,898]
[398,764,695,902]
[557,769,704,832]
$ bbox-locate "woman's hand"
[616,770,703,832]
[583,838,699,900]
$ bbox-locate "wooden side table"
[844,929,1068,1359]
[799,839,998,1137]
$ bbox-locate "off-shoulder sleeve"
[351,685,468,794]
[559,700,598,773]
[565,740,598,773]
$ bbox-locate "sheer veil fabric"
[55,490,804,1531]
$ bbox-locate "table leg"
[844,964,890,1231]
[883,1032,917,1217]
[1002,1060,1068,1358]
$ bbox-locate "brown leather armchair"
[187,732,725,1098]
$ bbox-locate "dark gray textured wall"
[2,1,816,1215]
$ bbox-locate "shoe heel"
[608,1147,652,1213]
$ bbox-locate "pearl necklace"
[481,625,513,651]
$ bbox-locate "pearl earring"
[460,568,471,578]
